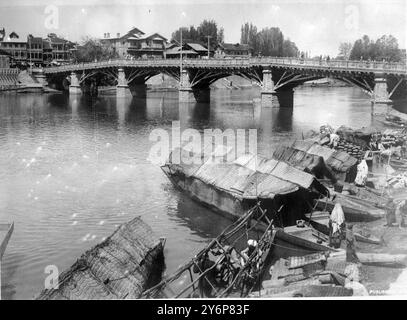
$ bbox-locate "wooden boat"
[375,118,407,129]
[142,205,336,299]
[313,192,386,222]
[357,253,407,268]
[0,222,14,261]
[162,147,328,227]
[249,250,361,297]
[389,158,407,171]
[37,217,166,300]
[305,212,382,245]
[0,222,14,298]
[282,220,406,269]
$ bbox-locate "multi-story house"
[46,33,74,63]
[27,35,44,66]
[0,31,27,65]
[102,27,167,58]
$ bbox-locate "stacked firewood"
[335,139,365,160]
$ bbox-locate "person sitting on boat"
[213,245,241,286]
[240,239,258,265]
[329,202,346,248]
[328,133,340,148]
[193,252,218,298]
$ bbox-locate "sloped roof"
[138,33,167,41]
[219,43,250,51]
[186,43,208,52]
[167,146,326,200]
[273,140,358,173]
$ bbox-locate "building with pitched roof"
[46,33,75,63]
[0,31,27,65]
[215,43,251,58]
[101,27,167,58]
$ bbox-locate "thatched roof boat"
[162,145,328,226]
[272,140,358,183]
[37,217,165,300]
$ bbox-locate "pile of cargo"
[335,140,365,160]
[379,129,407,149]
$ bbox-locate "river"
[0,86,406,299]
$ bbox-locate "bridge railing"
[249,57,407,71]
[43,57,407,73]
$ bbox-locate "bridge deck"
[43,58,407,75]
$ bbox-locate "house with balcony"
[101,27,167,58]
[27,35,44,66]
[0,31,27,66]
[46,33,74,63]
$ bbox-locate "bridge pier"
[261,68,293,108]
[129,84,147,98]
[179,69,210,103]
[372,74,391,104]
[116,67,131,98]
[69,72,82,95]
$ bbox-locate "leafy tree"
[349,34,403,62]
[240,23,298,57]
[257,27,284,56]
[240,22,258,53]
[74,37,117,62]
[282,39,299,57]
[337,42,353,59]
[217,27,224,44]
[171,20,224,48]
[197,19,218,48]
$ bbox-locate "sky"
[0,0,405,56]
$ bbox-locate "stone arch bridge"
[38,57,407,107]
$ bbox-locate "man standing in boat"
[329,202,346,248]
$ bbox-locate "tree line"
[170,19,224,49]
[338,34,404,62]
[240,22,299,57]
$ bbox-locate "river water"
[0,86,406,299]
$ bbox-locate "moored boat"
[162,145,329,227]
[142,205,337,299]
[313,192,386,222]
[37,217,166,300]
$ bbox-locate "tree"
[217,27,224,44]
[197,19,218,48]
[349,34,403,62]
[74,37,118,62]
[337,42,352,59]
[240,22,258,54]
[257,27,284,56]
[282,39,299,57]
[171,20,224,48]
[240,23,298,57]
